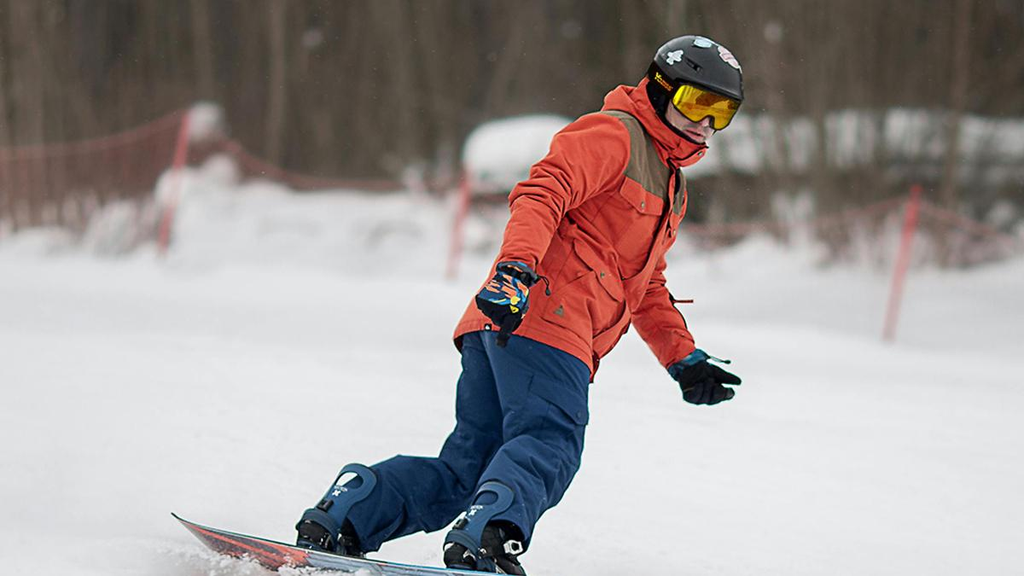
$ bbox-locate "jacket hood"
[600,78,708,168]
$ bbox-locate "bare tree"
[266,0,289,165]
[189,0,217,98]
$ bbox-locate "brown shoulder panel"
[599,110,669,201]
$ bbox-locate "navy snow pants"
[344,331,591,551]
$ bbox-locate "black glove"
[475,261,541,347]
[667,349,742,405]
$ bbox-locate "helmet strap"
[644,78,670,117]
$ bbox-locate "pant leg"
[345,332,504,550]
[474,332,591,547]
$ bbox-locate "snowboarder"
[296,35,746,574]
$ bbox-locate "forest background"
[0,0,1022,236]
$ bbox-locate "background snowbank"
[462,115,572,193]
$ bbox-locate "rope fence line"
[917,201,1024,249]
[0,110,184,233]
[0,106,408,238]
[0,111,185,160]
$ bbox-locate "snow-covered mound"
[462,115,571,194]
[162,157,451,274]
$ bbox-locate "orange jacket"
[454,79,708,378]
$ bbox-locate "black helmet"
[645,35,744,123]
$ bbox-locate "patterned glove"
[475,261,540,347]
[668,349,742,405]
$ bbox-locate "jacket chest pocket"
[618,179,665,216]
[608,180,665,277]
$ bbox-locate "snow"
[187,102,226,143]
[462,115,572,194]
[1,167,1023,575]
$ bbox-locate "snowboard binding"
[443,481,527,575]
[296,463,376,556]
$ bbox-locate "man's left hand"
[668,349,742,405]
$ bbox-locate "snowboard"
[173,513,484,575]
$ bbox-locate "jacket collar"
[600,78,708,168]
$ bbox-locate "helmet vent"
[685,58,702,73]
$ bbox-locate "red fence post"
[157,110,192,256]
[446,171,472,280]
[883,184,923,342]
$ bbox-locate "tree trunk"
[6,1,46,226]
[189,0,217,99]
[939,0,972,210]
[266,0,288,165]
[937,0,973,265]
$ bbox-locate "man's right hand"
[475,261,539,347]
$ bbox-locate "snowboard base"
[173,513,484,575]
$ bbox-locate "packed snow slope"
[1,173,1022,576]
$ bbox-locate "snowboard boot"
[295,463,376,556]
[443,482,527,575]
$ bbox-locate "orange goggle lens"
[670,83,741,130]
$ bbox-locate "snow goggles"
[670,83,741,130]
